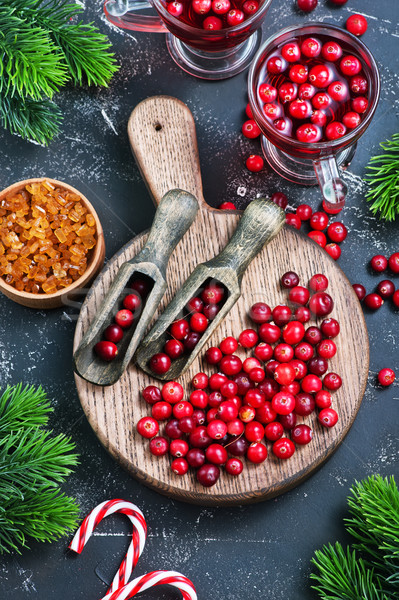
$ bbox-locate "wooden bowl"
[0,178,105,309]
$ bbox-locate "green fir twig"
[0,94,62,145]
[365,134,399,221]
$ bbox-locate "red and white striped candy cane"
[100,570,198,600]
[69,499,147,594]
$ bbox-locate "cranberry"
[289,64,309,84]
[226,418,244,436]
[393,290,399,308]
[270,192,289,209]
[265,421,284,441]
[299,84,316,100]
[228,437,249,456]
[377,280,395,299]
[315,390,332,409]
[170,318,189,340]
[225,457,243,476]
[288,286,310,306]
[165,418,183,439]
[192,0,211,14]
[350,76,368,95]
[279,82,298,103]
[242,0,259,14]
[233,373,254,395]
[321,41,342,62]
[294,306,311,323]
[340,55,361,76]
[295,341,314,361]
[272,304,292,327]
[189,426,212,448]
[301,37,321,58]
[171,457,189,476]
[238,329,258,349]
[271,391,295,415]
[164,339,184,359]
[169,439,189,458]
[327,222,347,242]
[192,372,208,389]
[246,155,264,173]
[320,318,340,338]
[244,389,266,409]
[296,204,312,221]
[295,392,315,417]
[249,368,266,383]
[377,368,395,387]
[296,0,318,12]
[220,380,238,398]
[364,293,383,310]
[281,42,301,63]
[259,83,278,102]
[352,283,366,301]
[274,117,289,132]
[167,1,183,16]
[173,401,193,419]
[192,409,206,426]
[325,243,341,261]
[286,213,302,229]
[272,438,295,459]
[311,110,327,127]
[296,123,321,143]
[267,55,286,74]
[130,277,150,298]
[317,339,337,359]
[94,341,118,361]
[205,346,222,365]
[179,416,196,433]
[312,92,330,110]
[283,321,305,345]
[149,436,169,457]
[201,283,224,304]
[281,271,299,289]
[150,353,171,375]
[123,292,141,313]
[190,390,208,409]
[242,120,261,139]
[219,201,236,210]
[203,303,220,320]
[352,96,368,113]
[136,416,159,439]
[274,363,296,386]
[142,385,162,405]
[291,424,312,445]
[255,400,277,424]
[226,8,244,25]
[239,404,256,423]
[309,64,330,88]
[318,407,338,428]
[326,121,346,140]
[346,14,368,36]
[279,412,297,431]
[301,374,322,394]
[258,378,279,401]
[309,273,329,292]
[103,324,123,344]
[186,448,205,468]
[115,309,134,329]
[323,372,342,390]
[152,401,172,421]
[274,343,294,363]
[208,391,223,407]
[253,343,273,362]
[246,442,268,463]
[205,443,228,465]
[307,356,328,376]
[290,359,307,380]
[370,255,387,273]
[259,322,281,344]
[218,400,239,422]
[245,421,265,442]
[309,292,334,316]
[184,332,200,351]
[249,302,272,324]
[203,15,222,29]
[189,312,208,333]
[289,99,312,120]
[389,252,399,273]
[308,231,327,247]
[328,81,348,102]
[220,354,242,376]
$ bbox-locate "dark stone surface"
[0,1,398,598]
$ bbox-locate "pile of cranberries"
[148,280,227,376]
[352,252,399,311]
[137,270,342,488]
[163,0,261,30]
[94,277,151,362]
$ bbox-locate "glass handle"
[104,0,167,33]
[313,155,348,212]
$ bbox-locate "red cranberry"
[192,409,206,426]
[281,271,300,289]
[321,41,342,62]
[279,82,298,103]
[301,37,321,58]
[178,416,196,434]
[170,318,189,340]
[377,280,395,299]
[233,373,254,395]
[249,367,266,383]
[242,119,261,139]
[267,56,287,74]
[220,380,238,398]
[296,123,321,143]
[340,55,361,76]
[94,341,117,361]
[130,277,150,298]
[201,283,224,304]
[265,421,284,441]
[150,353,171,375]
[152,401,172,421]
[186,448,205,468]
[328,81,348,102]
[377,368,395,387]
[272,391,296,415]
[190,390,208,409]
[283,321,305,345]
[259,322,281,344]
[226,8,245,25]
[286,213,302,229]
[289,64,309,84]
[258,378,279,401]
[167,1,183,16]
[364,293,383,310]
[228,437,249,456]
[274,363,296,386]
[203,303,220,320]
[307,356,328,376]
[246,155,264,173]
[184,332,200,350]
[301,374,322,394]
[352,283,366,301]
[295,341,314,361]
[325,243,341,261]
[219,201,236,210]
[246,442,268,463]
[326,121,346,140]
[238,329,259,349]
[308,230,327,247]
[220,354,242,376]
[170,439,189,458]
[288,286,310,306]
[311,110,327,127]
[304,326,322,346]
[103,324,123,344]
[323,372,342,391]
[274,343,294,363]
[136,416,159,439]
[197,463,220,487]
[192,0,211,13]
[320,317,340,338]
[309,273,328,292]
[296,0,318,12]
[317,339,337,359]
[244,389,266,409]
[249,302,272,324]
[272,438,295,459]
[259,83,278,102]
[206,443,228,465]
[352,96,368,113]
[245,421,265,442]
[164,339,184,359]
[327,222,347,242]
[265,360,280,378]
[388,252,399,273]
[226,419,244,436]
[142,385,162,405]
[370,254,387,273]
[294,306,311,323]
[393,290,399,308]
[190,312,208,333]
[239,405,256,423]
[165,419,183,439]
[254,343,273,362]
[279,412,297,431]
[208,391,223,408]
[270,192,289,209]
[115,309,134,329]
[318,408,338,428]
[255,400,277,423]
[149,436,169,457]
[203,15,222,29]
[192,372,208,389]
[219,336,238,355]
[291,424,312,445]
[242,0,259,14]
[290,358,307,380]
[312,92,330,110]
[205,346,222,365]
[350,76,368,95]
[309,293,334,316]
[289,99,312,120]
[299,83,316,100]
[310,212,329,232]
[315,390,332,409]
[272,304,292,326]
[225,458,243,476]
[296,204,312,221]
[281,42,301,63]
[209,373,227,390]
[295,392,315,417]
[309,64,331,88]
[173,401,193,419]
[189,426,212,449]
[346,14,368,36]
[123,292,141,313]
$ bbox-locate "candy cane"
[69,499,147,594]
[100,570,198,600]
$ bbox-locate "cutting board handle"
[128,96,206,207]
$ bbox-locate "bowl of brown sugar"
[0,178,105,309]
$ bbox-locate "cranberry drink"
[163,0,262,31]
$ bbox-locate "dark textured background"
[0,1,398,598]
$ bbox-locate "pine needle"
[0,383,52,434]
[365,134,399,221]
[0,94,62,145]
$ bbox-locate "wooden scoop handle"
[128,96,206,207]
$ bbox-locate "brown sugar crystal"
[0,181,97,294]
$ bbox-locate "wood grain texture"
[73,97,369,505]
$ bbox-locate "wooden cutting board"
[73,96,369,506]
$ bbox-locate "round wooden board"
[74,209,369,505]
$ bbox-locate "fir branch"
[0,383,52,434]
[365,134,399,221]
[0,427,78,502]
[0,93,62,145]
[311,543,386,600]
[0,6,69,100]
[345,476,399,589]
[0,488,79,554]
[5,0,119,86]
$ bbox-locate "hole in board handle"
[154,123,162,131]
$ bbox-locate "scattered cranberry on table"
[219,201,237,209]
[346,14,368,37]
[377,368,395,387]
[296,0,318,12]
[246,154,264,172]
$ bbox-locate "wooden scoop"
[73,189,198,386]
[135,197,285,380]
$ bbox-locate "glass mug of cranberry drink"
[248,24,380,210]
[104,0,273,80]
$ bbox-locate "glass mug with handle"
[104,0,274,80]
